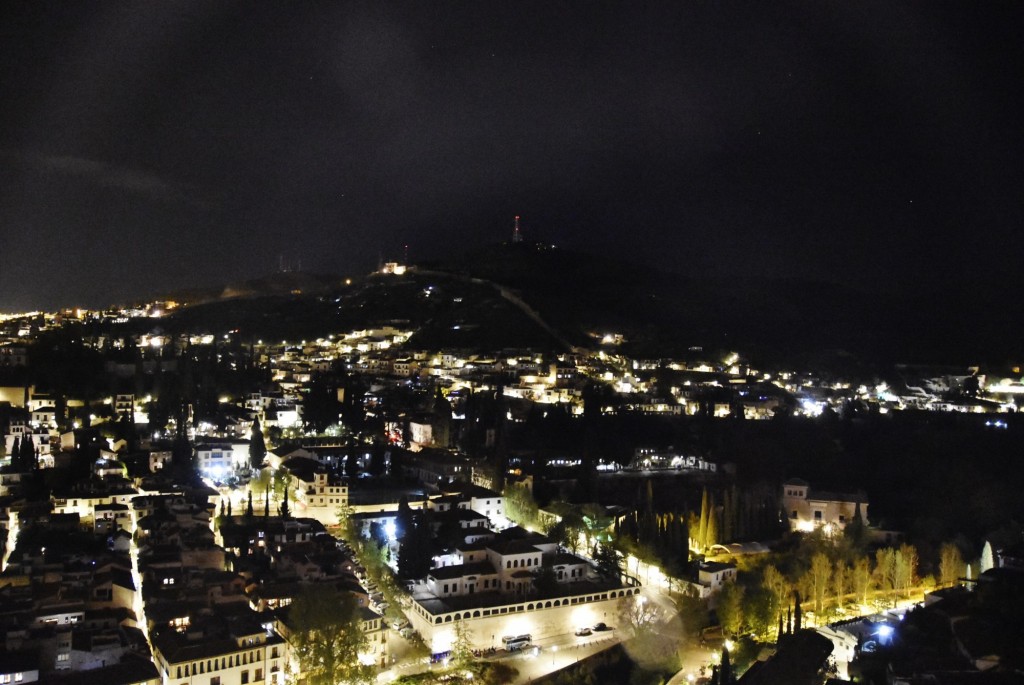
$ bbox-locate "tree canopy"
[286,586,373,685]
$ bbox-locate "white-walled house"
[678,561,739,604]
[698,561,737,590]
[425,487,504,524]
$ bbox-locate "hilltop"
[145,271,344,306]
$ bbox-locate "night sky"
[1,2,1022,312]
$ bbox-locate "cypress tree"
[794,590,803,631]
[249,417,267,470]
[729,484,740,540]
[171,433,194,482]
[10,437,21,469]
[722,488,733,543]
[846,500,866,545]
[666,512,678,552]
[720,647,732,684]
[396,495,413,540]
[227,499,232,518]
[698,488,709,551]
[981,541,995,573]
[676,515,690,559]
[280,488,290,518]
[739,490,751,540]
[21,438,35,470]
[246,491,254,518]
[264,486,270,518]
[706,494,719,550]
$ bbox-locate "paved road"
[506,631,621,684]
[379,630,622,683]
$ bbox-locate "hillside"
[426,243,880,362]
[427,242,1023,366]
[107,270,563,351]
[96,243,1023,365]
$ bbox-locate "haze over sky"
[1,2,1022,311]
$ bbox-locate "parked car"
[575,627,592,637]
[593,622,610,632]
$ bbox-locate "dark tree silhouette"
[249,417,267,470]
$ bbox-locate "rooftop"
[428,561,496,581]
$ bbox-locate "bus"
[502,634,532,651]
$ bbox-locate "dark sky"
[1,1,1022,311]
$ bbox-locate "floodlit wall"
[407,587,640,653]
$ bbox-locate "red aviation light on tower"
[513,215,523,243]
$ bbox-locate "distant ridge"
[154,271,343,306]
[422,241,1022,365]
[105,241,1021,365]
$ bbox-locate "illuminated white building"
[151,616,285,685]
[782,478,868,533]
[380,261,407,275]
[285,463,349,525]
[195,442,249,480]
[408,526,637,653]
